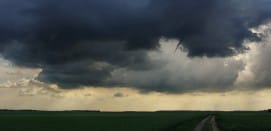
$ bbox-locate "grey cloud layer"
[108,40,245,93]
[235,26,271,89]
[0,0,271,91]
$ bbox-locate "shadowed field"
[1,110,271,131]
[0,110,207,131]
[216,111,271,131]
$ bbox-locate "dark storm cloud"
[0,0,271,91]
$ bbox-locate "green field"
[0,110,271,131]
[216,111,271,131]
[0,110,207,131]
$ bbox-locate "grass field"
[1,110,271,131]
[216,111,271,131]
[0,110,207,131]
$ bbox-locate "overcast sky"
[1,0,271,111]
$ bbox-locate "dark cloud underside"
[0,0,271,91]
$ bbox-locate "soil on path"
[193,116,210,131]
[210,116,220,131]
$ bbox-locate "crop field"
[0,110,271,131]
[216,111,271,131]
[0,110,207,131]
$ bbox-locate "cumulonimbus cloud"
[0,0,271,91]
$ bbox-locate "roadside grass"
[216,111,271,131]
[202,117,212,131]
[0,111,207,131]
[175,116,208,131]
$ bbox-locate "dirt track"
[194,115,220,131]
[211,116,220,131]
[194,116,210,131]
